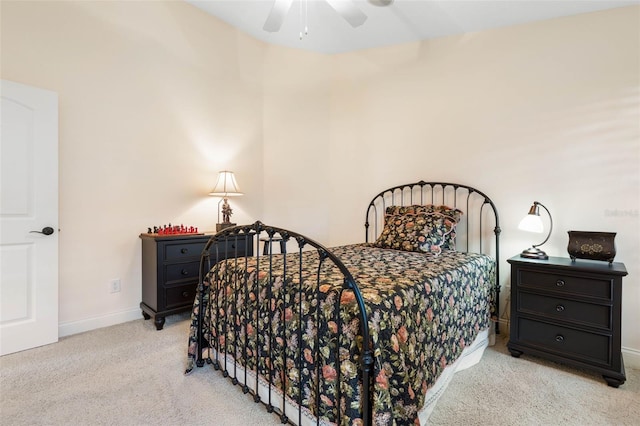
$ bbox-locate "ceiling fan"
[263,0,392,33]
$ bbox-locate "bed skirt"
[197,327,491,425]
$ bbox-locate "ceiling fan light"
[264,0,370,34]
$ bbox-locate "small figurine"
[147,223,199,235]
[222,203,233,223]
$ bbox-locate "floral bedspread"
[187,244,495,425]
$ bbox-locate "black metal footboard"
[189,221,374,426]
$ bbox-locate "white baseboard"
[622,346,640,369]
[58,307,141,337]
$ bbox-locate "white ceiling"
[185,0,638,54]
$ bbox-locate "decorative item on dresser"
[507,255,627,387]
[139,232,253,330]
[209,170,243,232]
[567,230,617,263]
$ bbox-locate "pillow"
[374,211,456,256]
[383,205,462,251]
[417,213,458,255]
[385,204,462,222]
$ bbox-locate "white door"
[0,80,59,356]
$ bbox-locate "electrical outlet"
[109,279,121,293]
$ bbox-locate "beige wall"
[264,7,640,363]
[336,7,637,362]
[2,2,638,365]
[261,45,332,240]
[1,1,265,332]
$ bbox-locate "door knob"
[30,227,55,236]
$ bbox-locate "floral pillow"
[384,205,462,251]
[374,212,456,256]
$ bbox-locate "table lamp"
[518,201,552,260]
[209,171,243,232]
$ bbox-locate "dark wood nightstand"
[507,255,627,387]
[139,232,253,330]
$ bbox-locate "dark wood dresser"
[507,255,627,387]
[140,233,253,330]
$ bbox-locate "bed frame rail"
[191,221,374,426]
[365,181,501,333]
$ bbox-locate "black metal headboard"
[365,180,501,332]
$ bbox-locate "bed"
[185,181,501,425]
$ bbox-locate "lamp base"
[520,247,549,260]
[216,222,236,232]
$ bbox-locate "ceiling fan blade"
[263,0,294,32]
[325,0,368,28]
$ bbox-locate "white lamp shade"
[209,171,243,197]
[518,214,544,233]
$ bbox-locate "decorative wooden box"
[567,231,616,263]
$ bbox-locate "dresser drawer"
[164,241,208,261]
[165,283,197,310]
[518,292,611,330]
[165,261,200,283]
[518,269,612,300]
[517,318,611,366]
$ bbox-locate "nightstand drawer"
[518,292,611,330]
[517,318,611,366]
[165,261,200,283]
[164,241,208,261]
[519,269,612,300]
[165,283,197,310]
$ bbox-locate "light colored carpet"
[1,313,638,425]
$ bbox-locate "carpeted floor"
[1,313,638,425]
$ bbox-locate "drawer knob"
[181,269,188,275]
[556,279,565,287]
[555,335,564,343]
[181,248,188,254]
[182,291,189,298]
[556,304,565,312]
